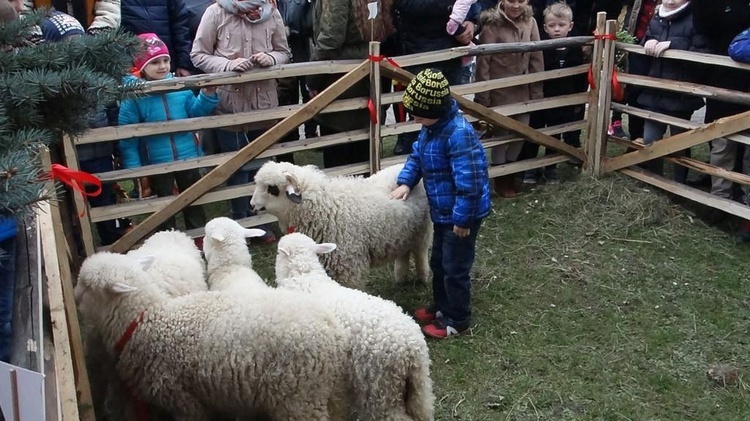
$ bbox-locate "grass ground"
[245,161,750,421]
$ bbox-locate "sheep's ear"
[135,255,155,271]
[314,243,337,255]
[208,231,225,243]
[110,282,138,294]
[244,228,266,238]
[283,171,302,204]
[278,246,290,257]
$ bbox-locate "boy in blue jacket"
[119,33,219,232]
[390,69,491,339]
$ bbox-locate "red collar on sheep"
[116,310,146,355]
[287,226,295,234]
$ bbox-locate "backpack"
[729,27,750,63]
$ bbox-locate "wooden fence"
[37,11,750,419]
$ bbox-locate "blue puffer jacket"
[397,100,491,228]
[118,75,219,169]
[729,27,750,63]
[121,0,193,70]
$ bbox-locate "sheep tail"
[404,355,435,421]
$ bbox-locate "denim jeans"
[214,129,269,219]
[430,220,482,327]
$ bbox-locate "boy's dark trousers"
[150,169,206,231]
[430,219,482,329]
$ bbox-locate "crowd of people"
[3,0,750,243]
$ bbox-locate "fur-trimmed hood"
[480,3,534,26]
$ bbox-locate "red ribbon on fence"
[45,164,102,217]
[587,32,624,102]
[367,55,403,125]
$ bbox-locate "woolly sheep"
[87,229,208,420]
[75,252,349,421]
[202,216,268,292]
[126,229,208,296]
[275,232,435,421]
[250,162,432,290]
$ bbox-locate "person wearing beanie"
[41,10,85,41]
[118,33,219,233]
[390,68,491,340]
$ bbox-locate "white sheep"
[127,229,208,296]
[75,252,348,421]
[87,229,208,420]
[250,162,432,290]
[202,216,268,292]
[275,232,435,421]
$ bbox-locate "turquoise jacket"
[118,74,219,169]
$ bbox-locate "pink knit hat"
[133,33,170,73]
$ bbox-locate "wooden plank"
[610,136,750,187]
[91,92,587,183]
[583,13,606,172]
[61,136,95,256]
[369,42,382,174]
[489,154,571,178]
[620,167,750,220]
[590,20,617,176]
[40,148,95,421]
[140,59,362,94]
[9,220,43,373]
[381,63,586,162]
[36,198,79,421]
[89,121,584,223]
[136,37,592,95]
[617,42,750,71]
[611,103,750,146]
[77,66,588,147]
[602,110,750,173]
[617,73,750,107]
[107,61,371,253]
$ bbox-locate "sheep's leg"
[393,254,411,284]
[414,228,432,286]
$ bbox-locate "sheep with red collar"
[275,232,435,421]
[250,162,432,290]
[75,251,349,421]
[87,229,208,421]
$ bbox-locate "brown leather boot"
[493,176,519,198]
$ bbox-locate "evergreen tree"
[0,11,140,220]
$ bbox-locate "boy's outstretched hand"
[453,226,470,237]
[389,184,411,200]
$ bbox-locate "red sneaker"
[422,318,470,339]
[413,306,441,324]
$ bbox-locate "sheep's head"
[140,230,200,259]
[75,252,155,320]
[203,217,266,268]
[275,232,336,280]
[251,161,318,215]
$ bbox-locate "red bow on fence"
[45,164,102,217]
[368,55,402,125]
[588,33,624,102]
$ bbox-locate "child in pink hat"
[118,33,220,233]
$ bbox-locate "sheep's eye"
[267,185,280,196]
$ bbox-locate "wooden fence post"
[39,147,95,421]
[60,136,96,257]
[583,12,606,174]
[586,18,617,176]
[369,42,382,174]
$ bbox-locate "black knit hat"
[402,69,451,119]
